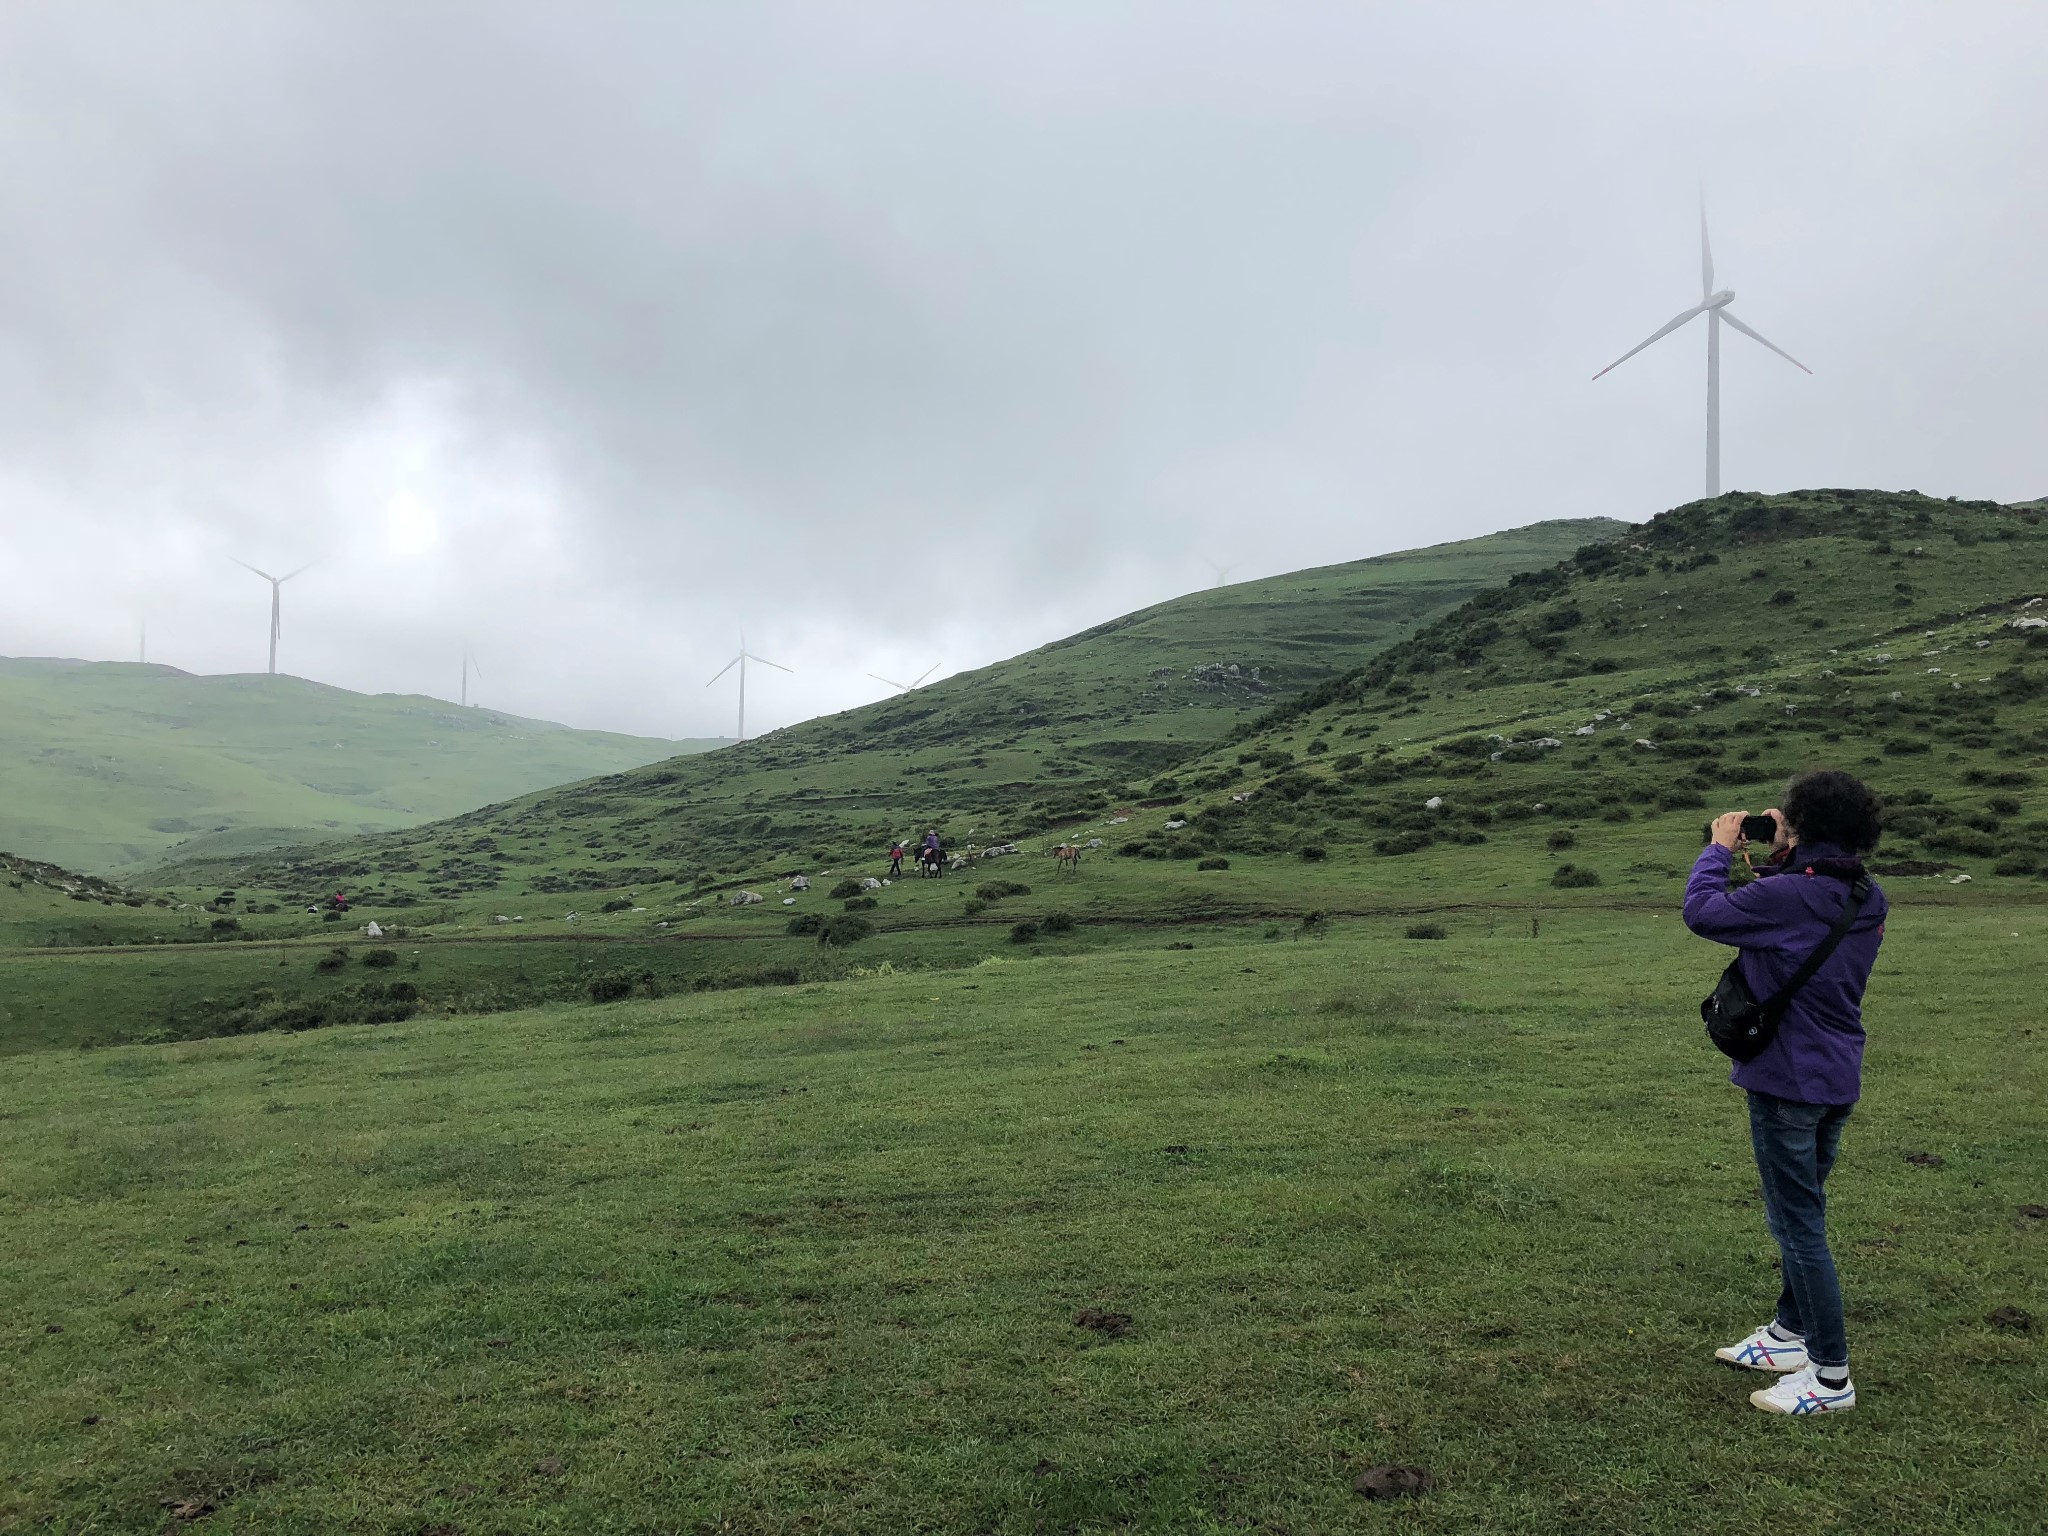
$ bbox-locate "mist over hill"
[0,659,720,874]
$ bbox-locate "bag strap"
[1759,876,1872,1019]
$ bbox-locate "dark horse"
[919,845,947,878]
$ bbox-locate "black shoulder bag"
[1701,875,1872,1062]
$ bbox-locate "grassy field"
[3,908,2042,1533]
[0,659,717,875]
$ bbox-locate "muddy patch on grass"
[1903,1151,1945,1168]
[1986,1306,2033,1332]
[1354,1464,1435,1500]
[1073,1308,1135,1340]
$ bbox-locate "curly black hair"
[1782,769,1884,854]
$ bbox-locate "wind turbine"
[229,559,313,675]
[867,663,939,694]
[1593,198,1810,498]
[1202,557,1232,590]
[706,633,790,742]
[461,648,482,707]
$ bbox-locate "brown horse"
[919,845,947,878]
[1052,843,1081,875]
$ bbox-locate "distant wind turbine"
[138,621,147,665]
[1592,197,1810,498]
[461,648,482,707]
[868,663,939,694]
[1202,557,1232,590]
[706,633,791,742]
[229,558,313,675]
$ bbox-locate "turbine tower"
[867,663,939,694]
[1593,199,1810,498]
[230,559,313,675]
[706,633,790,742]
[461,648,482,707]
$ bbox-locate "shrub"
[361,949,398,969]
[600,897,633,913]
[1299,910,1330,938]
[1770,589,1798,606]
[1299,845,1328,862]
[1882,738,1931,756]
[962,898,987,916]
[1374,831,1433,856]
[819,914,873,946]
[1994,854,2038,876]
[1196,856,1231,871]
[588,973,638,1003]
[1546,829,1578,851]
[976,881,1031,900]
[1041,909,1076,935]
[1658,788,1705,810]
[1405,922,1447,940]
[1305,739,1328,756]
[1988,795,2023,817]
[315,947,349,972]
[828,878,864,900]
[785,913,824,935]
[1010,920,1040,943]
[843,896,879,912]
[1551,863,1603,888]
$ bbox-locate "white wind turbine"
[706,633,791,742]
[461,648,482,707]
[229,559,314,675]
[1593,199,1810,498]
[868,663,939,694]
[1202,557,1232,590]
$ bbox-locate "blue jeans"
[1748,1089,1853,1369]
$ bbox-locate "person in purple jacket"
[1684,769,1888,1417]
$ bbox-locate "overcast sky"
[1,3,2041,739]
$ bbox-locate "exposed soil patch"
[1986,1306,2033,1332]
[1354,1464,1435,1500]
[159,1497,217,1522]
[1903,1151,1945,1168]
[1073,1308,1135,1339]
[2017,1204,2048,1221]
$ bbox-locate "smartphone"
[1740,813,1779,844]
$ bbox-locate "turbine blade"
[229,557,276,581]
[1591,302,1711,380]
[279,562,315,583]
[1700,199,1715,299]
[912,664,938,686]
[868,673,908,690]
[1719,309,1812,374]
[706,654,740,686]
[748,654,792,673]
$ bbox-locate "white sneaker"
[1749,1364,1855,1416]
[1715,1323,1809,1373]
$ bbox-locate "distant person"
[922,829,940,856]
[888,843,904,877]
[1684,770,1888,1417]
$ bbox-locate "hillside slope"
[157,518,1620,896]
[0,659,718,873]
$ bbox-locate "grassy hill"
[0,659,720,874]
[150,518,1620,901]
[5,492,2046,1530]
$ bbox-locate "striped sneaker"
[1715,1323,1809,1373]
[1750,1364,1855,1416]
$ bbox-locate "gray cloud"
[1,2,2042,736]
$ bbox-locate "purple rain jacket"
[1683,841,1889,1105]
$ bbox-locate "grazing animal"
[1053,843,1081,874]
[919,846,947,878]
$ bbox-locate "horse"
[919,845,947,878]
[1052,843,1081,875]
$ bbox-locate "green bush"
[1546,829,1578,851]
[315,947,349,972]
[600,898,633,913]
[1041,910,1076,935]
[361,949,398,969]
[819,914,873,946]
[1988,795,2023,817]
[1299,845,1328,862]
[843,896,879,911]
[785,913,824,935]
[1196,856,1230,871]
[962,899,987,916]
[976,881,1031,901]
[588,973,637,1003]
[1405,922,1447,940]
[209,916,240,934]
[1009,920,1040,943]
[1551,863,1603,888]
[828,879,864,900]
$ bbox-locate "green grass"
[3,910,2042,1533]
[0,658,718,874]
